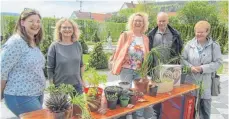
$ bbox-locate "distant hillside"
[1,12,19,16]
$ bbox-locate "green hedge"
[1,15,228,54]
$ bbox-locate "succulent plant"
[45,94,71,113]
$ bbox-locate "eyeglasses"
[134,20,143,23]
[61,26,73,30]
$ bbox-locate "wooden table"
[20,84,198,119]
[91,84,198,119]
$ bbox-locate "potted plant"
[106,93,118,110]
[104,86,123,98]
[70,93,91,119]
[119,94,130,107]
[139,46,180,94]
[45,84,75,119]
[128,89,144,105]
[148,85,158,97]
[83,68,107,97]
[83,68,107,112]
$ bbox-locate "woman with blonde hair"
[111,12,151,119]
[182,20,222,119]
[1,9,45,117]
[47,18,85,94]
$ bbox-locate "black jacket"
[148,25,183,64]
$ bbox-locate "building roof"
[72,10,91,19]
[120,1,137,10]
[167,12,177,17]
[71,10,112,22]
[125,2,136,8]
[91,13,112,22]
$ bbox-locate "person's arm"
[1,37,26,100]
[1,80,7,100]
[98,91,107,114]
[79,43,86,88]
[181,44,193,68]
[47,43,56,84]
[200,43,223,73]
[113,33,126,61]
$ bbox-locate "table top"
[20,84,198,119]
[91,84,198,119]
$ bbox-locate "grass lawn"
[83,54,90,64]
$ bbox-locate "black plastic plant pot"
[107,99,118,110]
[104,86,123,97]
[181,73,187,84]
[149,85,158,97]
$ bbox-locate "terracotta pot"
[88,96,101,112]
[72,104,82,119]
[134,78,149,94]
[64,106,73,119]
[53,112,65,119]
[130,95,138,105]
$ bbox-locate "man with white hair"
[147,12,183,119]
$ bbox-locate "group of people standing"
[1,8,222,119]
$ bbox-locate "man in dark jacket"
[147,12,183,119]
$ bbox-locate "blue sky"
[1,0,138,18]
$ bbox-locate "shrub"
[88,42,108,69]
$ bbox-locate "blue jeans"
[120,68,145,117]
[4,94,44,117]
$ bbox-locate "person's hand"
[191,66,199,73]
[195,66,203,73]
[191,66,202,73]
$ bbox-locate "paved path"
[0,71,228,119]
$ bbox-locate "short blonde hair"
[127,12,149,33]
[194,20,211,34]
[54,18,80,41]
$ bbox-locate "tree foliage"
[217,1,228,26]
[178,1,218,25]
[88,42,108,69]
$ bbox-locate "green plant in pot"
[104,86,123,99]
[45,84,75,119]
[140,46,180,94]
[46,83,76,97]
[119,94,130,107]
[83,68,107,112]
[70,93,91,119]
[106,93,118,110]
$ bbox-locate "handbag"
[108,32,127,71]
[211,43,221,96]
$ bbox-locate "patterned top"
[1,34,46,96]
[123,36,144,70]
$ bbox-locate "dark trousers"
[153,103,161,119]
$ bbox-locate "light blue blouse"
[1,34,46,96]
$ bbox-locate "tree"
[93,31,100,42]
[106,15,127,23]
[178,1,218,25]
[88,42,108,69]
[218,1,228,26]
